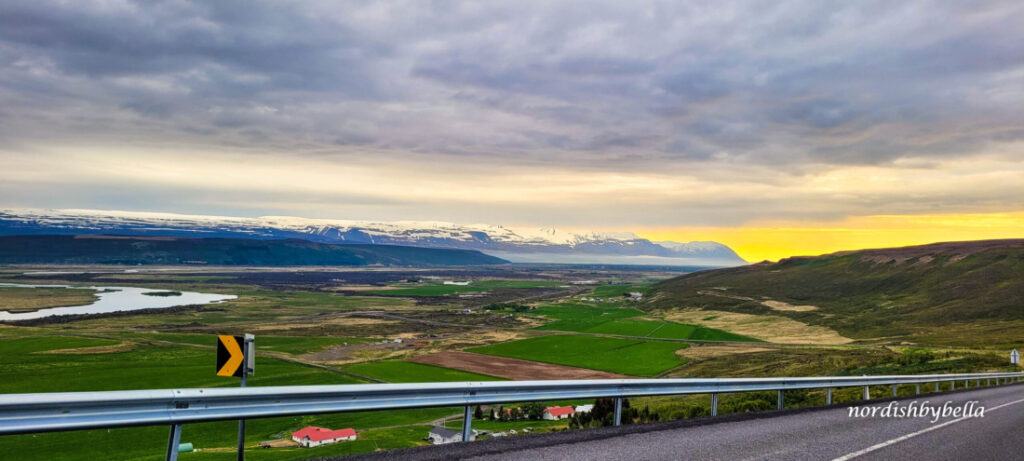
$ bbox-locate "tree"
[522,402,545,420]
[589,398,632,426]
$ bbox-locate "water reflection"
[0,283,236,321]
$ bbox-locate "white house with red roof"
[542,406,575,420]
[291,426,357,447]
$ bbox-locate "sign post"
[217,334,254,461]
[1012,349,1019,366]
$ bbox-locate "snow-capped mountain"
[0,208,746,266]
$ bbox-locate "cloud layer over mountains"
[1,1,1022,226]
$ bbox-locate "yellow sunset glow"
[639,212,1024,263]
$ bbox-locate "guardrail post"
[614,397,622,426]
[777,390,784,410]
[915,383,920,395]
[935,381,940,392]
[987,378,991,386]
[863,386,870,400]
[964,379,968,389]
[826,387,832,405]
[166,424,182,461]
[461,405,472,442]
[711,393,718,416]
[891,384,897,397]
[976,379,980,388]
[951,380,956,390]
[238,369,247,461]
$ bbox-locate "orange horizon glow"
[638,212,1024,263]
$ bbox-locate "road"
[342,382,1024,461]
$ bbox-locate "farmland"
[343,360,503,383]
[0,334,461,460]
[0,260,1018,460]
[0,266,702,459]
[467,334,688,376]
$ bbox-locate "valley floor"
[0,264,1015,460]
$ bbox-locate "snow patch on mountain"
[0,208,747,266]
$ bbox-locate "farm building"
[291,426,356,447]
[427,427,474,444]
[542,406,575,420]
[574,404,594,414]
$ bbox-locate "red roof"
[292,426,356,442]
[544,406,575,417]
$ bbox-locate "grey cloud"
[1,0,1024,224]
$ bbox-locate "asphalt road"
[337,382,1024,461]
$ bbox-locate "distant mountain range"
[0,209,746,266]
[0,235,507,267]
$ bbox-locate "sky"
[1,0,1023,262]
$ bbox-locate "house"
[628,292,644,300]
[291,427,356,447]
[427,427,473,444]
[574,404,594,414]
[443,280,472,286]
[542,406,575,420]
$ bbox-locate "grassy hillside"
[646,239,1024,346]
[0,234,507,266]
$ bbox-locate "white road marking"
[831,396,1024,461]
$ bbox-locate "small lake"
[0,283,237,321]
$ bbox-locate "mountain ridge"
[646,239,1024,346]
[0,208,746,266]
[0,235,508,267]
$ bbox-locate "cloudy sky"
[1,0,1023,260]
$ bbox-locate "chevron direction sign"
[216,334,254,377]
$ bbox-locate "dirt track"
[409,351,629,380]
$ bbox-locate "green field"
[0,335,464,460]
[344,360,503,382]
[531,303,645,331]
[124,332,372,355]
[586,319,692,337]
[0,418,439,461]
[467,335,688,376]
[443,417,567,433]
[0,335,364,394]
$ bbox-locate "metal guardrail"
[1,372,1022,459]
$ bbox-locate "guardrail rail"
[1,371,1021,460]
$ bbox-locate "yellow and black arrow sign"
[216,335,245,377]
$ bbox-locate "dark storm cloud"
[1,0,1023,168]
